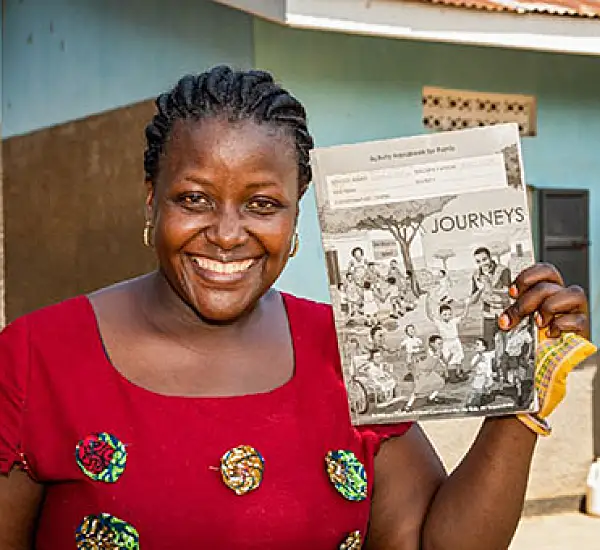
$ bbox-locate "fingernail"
[498,314,510,330]
[509,285,519,299]
[534,312,543,327]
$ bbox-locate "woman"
[0,66,593,550]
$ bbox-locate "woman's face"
[147,117,299,323]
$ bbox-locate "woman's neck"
[137,270,268,339]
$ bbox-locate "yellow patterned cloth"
[517,330,597,436]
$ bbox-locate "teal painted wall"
[254,21,600,343]
[3,0,254,138]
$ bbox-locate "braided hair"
[144,66,314,196]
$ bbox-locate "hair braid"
[144,66,314,195]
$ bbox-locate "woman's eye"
[179,193,211,208]
[247,198,279,213]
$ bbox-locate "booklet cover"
[311,123,538,425]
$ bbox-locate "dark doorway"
[537,188,597,457]
[538,189,590,298]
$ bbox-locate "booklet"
[311,123,538,424]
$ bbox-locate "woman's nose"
[205,207,248,250]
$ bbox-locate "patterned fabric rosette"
[325,450,367,502]
[339,530,363,549]
[75,432,127,483]
[76,513,139,549]
[220,445,265,496]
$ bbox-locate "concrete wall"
[254,20,600,345]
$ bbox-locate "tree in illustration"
[319,195,457,295]
[432,249,456,272]
[487,241,511,263]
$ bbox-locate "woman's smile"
[188,254,262,285]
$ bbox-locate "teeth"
[192,257,254,274]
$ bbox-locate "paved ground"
[510,513,600,549]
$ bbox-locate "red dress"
[0,293,411,549]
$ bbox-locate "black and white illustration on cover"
[312,124,537,424]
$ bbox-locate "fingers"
[536,285,589,338]
[500,263,589,339]
[509,263,564,298]
[546,313,589,339]
[500,281,564,329]
[536,284,587,321]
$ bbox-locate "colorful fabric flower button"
[339,530,363,549]
[75,432,127,483]
[220,444,265,496]
[76,513,139,549]
[325,450,367,502]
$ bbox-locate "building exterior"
[3,0,599,506]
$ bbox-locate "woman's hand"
[498,262,589,339]
[497,263,596,436]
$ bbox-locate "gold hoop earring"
[289,232,299,258]
[143,220,154,248]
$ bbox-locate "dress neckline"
[80,292,302,403]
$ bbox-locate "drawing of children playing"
[344,337,369,377]
[502,319,534,403]
[403,335,447,412]
[390,291,416,319]
[467,338,495,407]
[425,295,470,382]
[400,324,425,381]
[336,282,348,317]
[362,281,378,326]
[375,276,397,317]
[435,270,453,305]
[347,246,367,274]
[344,272,363,320]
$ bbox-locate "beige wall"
[3,101,156,322]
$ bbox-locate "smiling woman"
[147,117,301,323]
[0,66,593,550]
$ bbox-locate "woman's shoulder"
[7,295,90,329]
[3,295,93,350]
[279,291,339,355]
[8,276,144,337]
